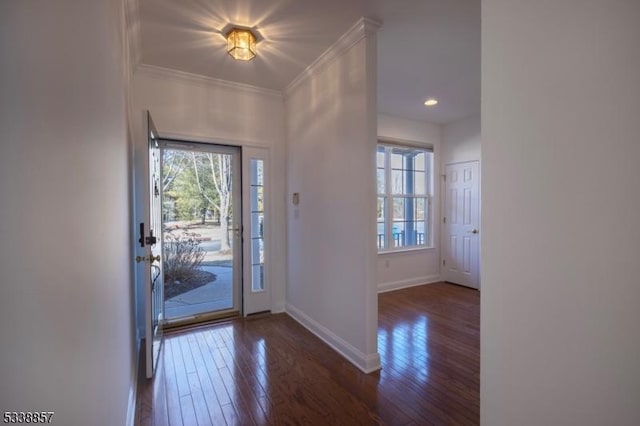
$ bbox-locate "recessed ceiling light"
[424,98,438,106]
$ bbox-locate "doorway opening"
[159,141,242,327]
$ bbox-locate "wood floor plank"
[218,365,257,425]
[186,371,212,426]
[194,331,234,408]
[170,338,191,398]
[151,351,169,426]
[136,282,480,425]
[189,333,228,425]
[177,395,197,426]
[163,338,183,426]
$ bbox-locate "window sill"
[378,246,436,256]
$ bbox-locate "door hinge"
[443,174,446,182]
[443,217,446,224]
[443,259,446,266]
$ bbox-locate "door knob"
[470,228,479,234]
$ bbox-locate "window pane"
[377,197,386,249]
[377,169,385,193]
[393,197,405,221]
[391,151,403,169]
[252,264,264,292]
[415,197,426,220]
[251,159,264,185]
[392,197,406,247]
[392,169,404,194]
[413,170,426,194]
[251,212,263,238]
[414,152,426,171]
[377,146,385,167]
[390,147,428,195]
[250,186,263,212]
[392,196,428,247]
[392,220,405,248]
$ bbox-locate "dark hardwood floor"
[136,282,479,425]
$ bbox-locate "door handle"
[468,228,479,234]
[138,223,145,247]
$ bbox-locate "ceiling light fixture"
[424,98,439,106]
[226,27,257,61]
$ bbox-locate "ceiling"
[139,0,480,125]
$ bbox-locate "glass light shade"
[226,28,257,61]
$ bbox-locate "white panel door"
[443,161,480,288]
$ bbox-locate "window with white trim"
[377,143,433,251]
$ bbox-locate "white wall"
[377,114,442,291]
[482,1,640,425]
[285,19,380,372]
[442,115,480,165]
[131,66,288,332]
[0,1,135,425]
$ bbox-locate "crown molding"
[285,17,382,96]
[136,64,284,98]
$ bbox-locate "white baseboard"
[377,274,441,293]
[285,303,381,374]
[125,338,141,426]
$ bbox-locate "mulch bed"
[164,269,217,299]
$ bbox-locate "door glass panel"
[250,159,265,292]
[161,146,239,322]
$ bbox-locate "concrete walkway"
[165,265,233,319]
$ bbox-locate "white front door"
[144,112,164,378]
[443,161,480,288]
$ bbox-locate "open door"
[144,112,164,378]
